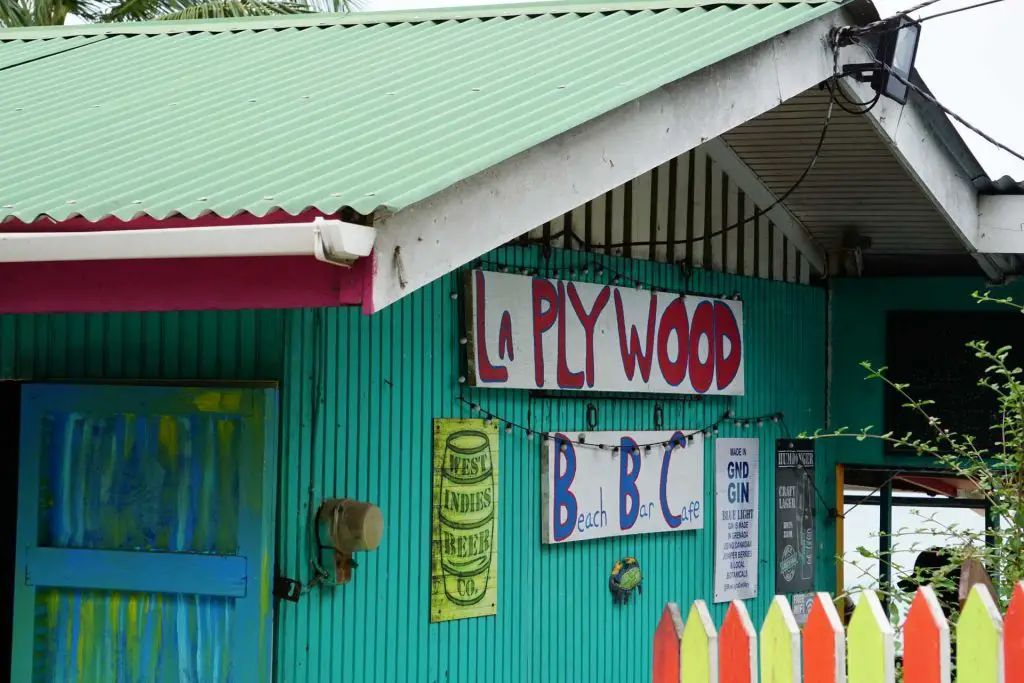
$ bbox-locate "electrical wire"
[866,53,1024,165]
[842,470,905,518]
[916,0,1007,22]
[597,61,840,250]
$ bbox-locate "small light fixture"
[837,14,921,105]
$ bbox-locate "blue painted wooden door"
[11,384,278,683]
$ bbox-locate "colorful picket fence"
[653,583,1024,683]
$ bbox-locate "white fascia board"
[977,195,1024,253]
[0,218,376,264]
[699,138,825,275]
[836,58,1008,281]
[367,9,859,313]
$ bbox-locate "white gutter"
[0,217,377,266]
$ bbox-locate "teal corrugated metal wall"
[0,249,826,683]
[274,246,826,683]
[821,276,1024,595]
[0,310,285,381]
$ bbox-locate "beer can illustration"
[438,430,496,607]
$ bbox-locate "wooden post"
[958,583,1005,683]
[903,586,951,683]
[803,592,845,683]
[847,591,895,683]
[654,602,684,683]
[1004,583,1024,683]
[760,596,800,683]
[681,600,718,683]
[719,600,757,683]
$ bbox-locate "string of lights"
[470,257,743,301]
[456,394,784,451]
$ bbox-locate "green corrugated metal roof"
[0,1,842,223]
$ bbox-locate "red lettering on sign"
[531,278,558,388]
[688,300,715,393]
[567,283,611,388]
[556,281,585,389]
[656,297,689,386]
[474,270,508,383]
[614,290,657,382]
[714,301,741,390]
[497,311,514,362]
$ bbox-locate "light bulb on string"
[505,423,513,435]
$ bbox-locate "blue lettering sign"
[619,436,641,530]
[727,481,750,504]
[553,434,578,542]
[659,431,686,528]
[576,487,608,533]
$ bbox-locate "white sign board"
[466,270,745,395]
[713,438,759,603]
[542,430,705,544]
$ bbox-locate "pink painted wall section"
[1,211,372,314]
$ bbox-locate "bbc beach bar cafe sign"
[464,270,745,395]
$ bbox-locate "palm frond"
[157,0,316,19]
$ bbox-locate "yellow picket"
[682,600,718,683]
[759,596,800,683]
[957,584,1005,683]
[847,591,895,683]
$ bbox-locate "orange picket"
[803,593,845,683]
[719,600,757,683]
[653,602,684,683]
[1004,583,1024,683]
[903,587,951,683]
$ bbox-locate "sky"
[358,0,1024,182]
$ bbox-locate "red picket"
[903,587,951,683]
[803,593,845,683]
[1004,583,1024,683]
[653,602,684,683]
[719,600,757,683]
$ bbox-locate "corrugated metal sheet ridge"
[0,2,841,224]
[0,0,846,40]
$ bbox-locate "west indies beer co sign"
[465,270,745,395]
[542,431,705,544]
